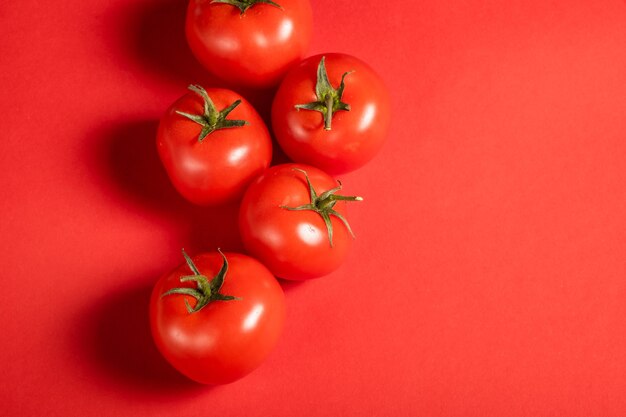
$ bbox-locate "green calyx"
[176,84,248,142]
[161,249,240,314]
[295,56,353,131]
[210,0,282,14]
[281,168,363,247]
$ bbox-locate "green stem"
[324,95,333,130]
[318,194,363,210]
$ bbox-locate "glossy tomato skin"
[185,0,313,88]
[272,53,391,174]
[239,163,355,280]
[157,88,272,206]
[150,252,286,385]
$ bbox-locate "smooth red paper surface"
[1,0,626,415]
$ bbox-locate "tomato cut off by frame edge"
[185,0,313,88]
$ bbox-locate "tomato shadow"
[98,119,180,212]
[271,136,292,166]
[104,0,212,88]
[76,279,212,396]
[88,119,244,253]
[277,278,311,294]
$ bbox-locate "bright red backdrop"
[1,0,626,415]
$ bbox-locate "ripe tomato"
[157,85,272,206]
[150,249,286,385]
[239,163,362,280]
[272,53,391,174]
[185,0,313,88]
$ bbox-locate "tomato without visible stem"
[186,0,313,88]
[239,163,362,280]
[157,85,272,206]
[272,53,391,174]
[150,250,285,385]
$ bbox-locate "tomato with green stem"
[185,0,313,88]
[157,85,272,206]
[239,163,363,280]
[272,53,391,174]
[150,249,285,385]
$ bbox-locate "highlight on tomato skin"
[149,250,286,385]
[185,0,313,88]
[271,53,391,175]
[156,85,273,206]
[239,163,363,280]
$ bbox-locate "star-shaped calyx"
[176,85,249,142]
[161,249,240,314]
[294,56,353,131]
[281,168,363,247]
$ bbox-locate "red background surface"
[1,0,626,415]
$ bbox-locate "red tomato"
[239,163,363,280]
[185,0,312,88]
[157,85,272,206]
[150,249,285,385]
[272,53,391,174]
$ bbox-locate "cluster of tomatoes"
[149,0,390,385]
